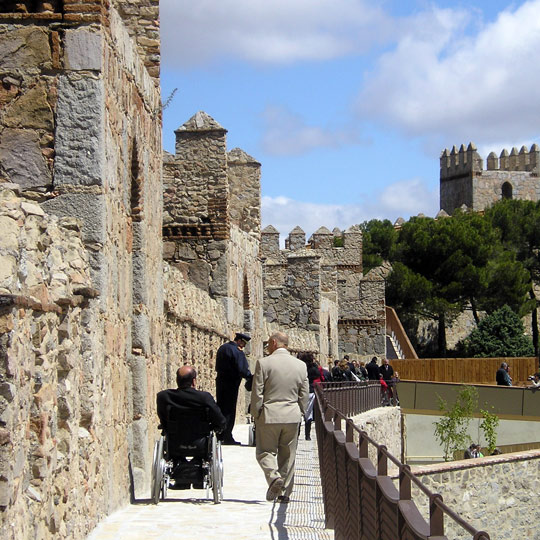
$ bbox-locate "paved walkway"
[87,425,333,539]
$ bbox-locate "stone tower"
[440,142,540,214]
[162,112,264,360]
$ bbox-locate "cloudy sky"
[160,0,540,240]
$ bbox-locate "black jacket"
[366,360,380,380]
[216,341,251,380]
[379,363,394,381]
[156,387,226,433]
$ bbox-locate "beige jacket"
[250,348,309,424]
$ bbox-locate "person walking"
[215,332,252,445]
[251,332,309,503]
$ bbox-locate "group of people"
[157,333,398,503]
[157,331,309,503]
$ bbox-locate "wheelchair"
[151,405,223,504]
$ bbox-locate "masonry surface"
[0,2,388,539]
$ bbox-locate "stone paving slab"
[87,425,333,540]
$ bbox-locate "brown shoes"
[265,477,284,501]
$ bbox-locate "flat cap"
[235,332,251,342]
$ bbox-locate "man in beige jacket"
[250,331,309,502]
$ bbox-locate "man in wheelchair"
[156,365,226,491]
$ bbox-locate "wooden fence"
[391,357,538,385]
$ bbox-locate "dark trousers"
[216,376,241,442]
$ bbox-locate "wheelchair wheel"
[210,434,223,504]
[151,436,164,504]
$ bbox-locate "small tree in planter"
[434,385,478,461]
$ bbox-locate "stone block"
[54,74,104,186]
[64,28,102,71]
[131,252,148,305]
[0,129,51,189]
[0,254,17,287]
[132,312,150,353]
[0,27,51,69]
[3,83,53,131]
[42,193,105,245]
[0,215,19,250]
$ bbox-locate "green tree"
[479,408,500,455]
[388,211,533,356]
[390,213,495,354]
[433,386,478,461]
[486,199,540,354]
[462,304,534,357]
[359,219,397,272]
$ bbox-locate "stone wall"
[261,224,386,361]
[412,450,540,539]
[0,2,165,538]
[351,407,402,476]
[0,189,107,539]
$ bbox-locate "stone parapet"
[351,407,402,476]
[411,450,540,539]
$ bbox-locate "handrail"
[386,306,418,359]
[314,382,490,540]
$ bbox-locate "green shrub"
[462,305,534,357]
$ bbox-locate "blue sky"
[160,0,540,240]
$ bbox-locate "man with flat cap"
[215,332,252,445]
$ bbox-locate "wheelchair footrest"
[172,461,205,483]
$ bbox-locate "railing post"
[399,464,411,500]
[345,419,355,443]
[429,493,445,537]
[377,445,388,476]
[358,430,369,458]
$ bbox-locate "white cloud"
[357,1,540,144]
[262,178,438,240]
[261,105,365,155]
[160,0,390,66]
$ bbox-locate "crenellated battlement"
[441,142,540,179]
[440,142,540,214]
[440,143,483,179]
[261,224,363,260]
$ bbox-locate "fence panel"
[392,357,537,385]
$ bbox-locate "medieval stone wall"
[0,3,165,538]
[412,450,540,539]
[261,225,386,362]
[0,189,107,539]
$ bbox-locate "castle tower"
[440,142,540,213]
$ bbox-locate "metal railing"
[314,382,490,540]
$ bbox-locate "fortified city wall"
[440,142,540,214]
[0,2,387,539]
[261,224,387,363]
[0,1,165,537]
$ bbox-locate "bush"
[462,305,534,357]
